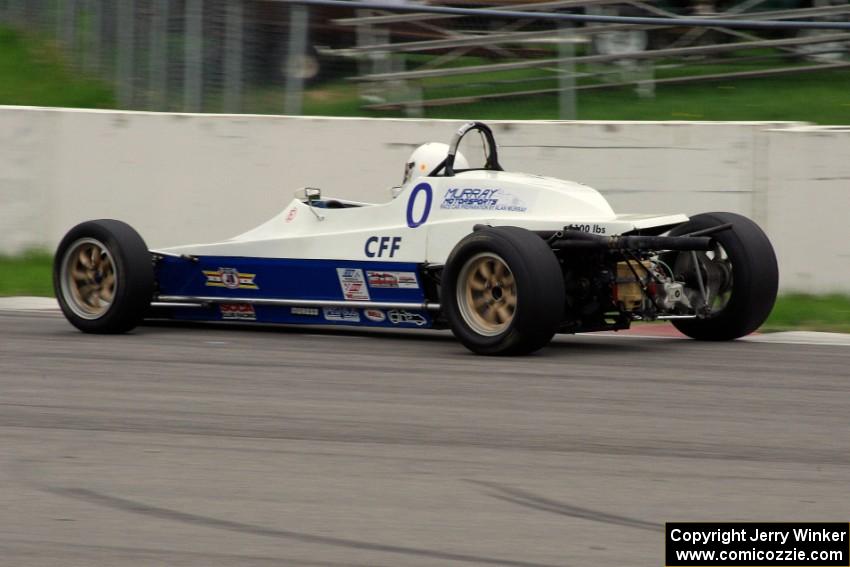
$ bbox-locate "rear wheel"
[665,212,778,340]
[442,227,565,355]
[54,220,154,334]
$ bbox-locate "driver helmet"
[402,142,469,185]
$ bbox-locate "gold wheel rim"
[456,252,517,337]
[60,238,117,320]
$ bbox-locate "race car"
[53,121,778,355]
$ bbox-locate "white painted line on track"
[742,331,850,347]
[0,297,847,346]
[0,297,58,311]
[574,333,684,340]
[575,330,850,347]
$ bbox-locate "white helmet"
[402,142,469,185]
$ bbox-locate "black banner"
[666,523,850,566]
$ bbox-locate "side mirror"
[294,187,322,202]
[294,187,325,221]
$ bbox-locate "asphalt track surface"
[1,311,849,567]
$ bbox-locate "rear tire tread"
[668,212,778,341]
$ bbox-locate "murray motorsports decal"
[440,188,527,213]
[203,267,259,290]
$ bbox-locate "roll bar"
[430,121,504,177]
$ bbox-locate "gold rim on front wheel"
[456,252,517,337]
[60,238,117,320]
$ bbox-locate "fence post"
[84,0,103,74]
[31,0,54,35]
[6,0,28,26]
[62,0,78,52]
[55,0,62,41]
[223,0,243,114]
[116,0,135,109]
[149,0,168,110]
[284,4,309,116]
[4,0,22,26]
[558,25,577,120]
[184,0,203,113]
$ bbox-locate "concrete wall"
[761,125,850,293]
[0,106,846,292]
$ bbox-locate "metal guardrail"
[363,61,850,110]
[332,0,619,26]
[332,4,850,56]
[294,0,850,116]
[333,3,850,31]
[280,0,850,31]
[355,31,850,82]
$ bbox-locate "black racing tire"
[441,226,565,355]
[53,219,154,334]
[666,212,778,341]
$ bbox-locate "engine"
[613,259,692,315]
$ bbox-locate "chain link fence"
[0,0,347,114]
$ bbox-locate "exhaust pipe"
[550,229,713,251]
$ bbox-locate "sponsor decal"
[323,307,361,323]
[363,309,386,322]
[406,182,432,228]
[440,187,527,212]
[364,236,402,258]
[367,271,419,289]
[285,208,297,222]
[337,268,370,301]
[291,306,319,317]
[203,267,258,290]
[220,303,256,321]
[388,309,427,327]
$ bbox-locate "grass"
[0,27,114,109]
[0,252,54,297]
[300,52,850,123]
[763,294,850,333]
[2,253,848,332]
[301,67,850,123]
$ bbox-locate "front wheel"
[441,227,565,355]
[665,212,778,340]
[53,219,154,334]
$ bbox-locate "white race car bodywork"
[54,121,778,353]
[162,170,688,264]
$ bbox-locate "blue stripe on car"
[155,256,432,328]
